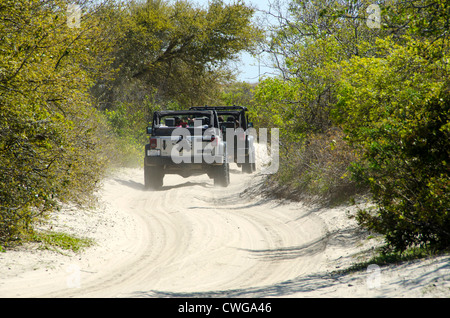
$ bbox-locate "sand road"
[1,149,449,298]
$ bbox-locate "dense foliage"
[334,37,450,252]
[0,0,118,246]
[250,0,449,252]
[93,0,261,109]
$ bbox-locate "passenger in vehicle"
[227,116,237,128]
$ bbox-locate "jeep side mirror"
[146,126,153,135]
[248,122,253,128]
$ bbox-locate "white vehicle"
[144,110,230,190]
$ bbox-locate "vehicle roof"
[190,106,248,112]
[154,110,216,117]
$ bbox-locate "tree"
[334,36,450,252]
[220,81,256,107]
[0,0,118,246]
[94,0,261,110]
[248,0,381,202]
[327,0,450,252]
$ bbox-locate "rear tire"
[242,152,255,174]
[214,162,230,187]
[242,162,252,174]
[144,165,164,190]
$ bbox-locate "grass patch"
[30,231,94,254]
[337,247,449,275]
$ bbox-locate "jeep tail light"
[150,138,157,149]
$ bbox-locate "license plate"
[148,150,161,157]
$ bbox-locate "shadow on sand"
[114,179,212,192]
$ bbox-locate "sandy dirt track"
[0,151,449,298]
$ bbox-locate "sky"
[192,0,275,83]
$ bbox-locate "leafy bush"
[104,102,148,167]
[0,0,116,248]
[252,0,449,254]
[264,128,363,205]
[334,37,450,252]
[250,69,362,204]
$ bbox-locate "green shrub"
[104,102,148,167]
[0,0,116,248]
[334,37,450,252]
[265,129,363,204]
